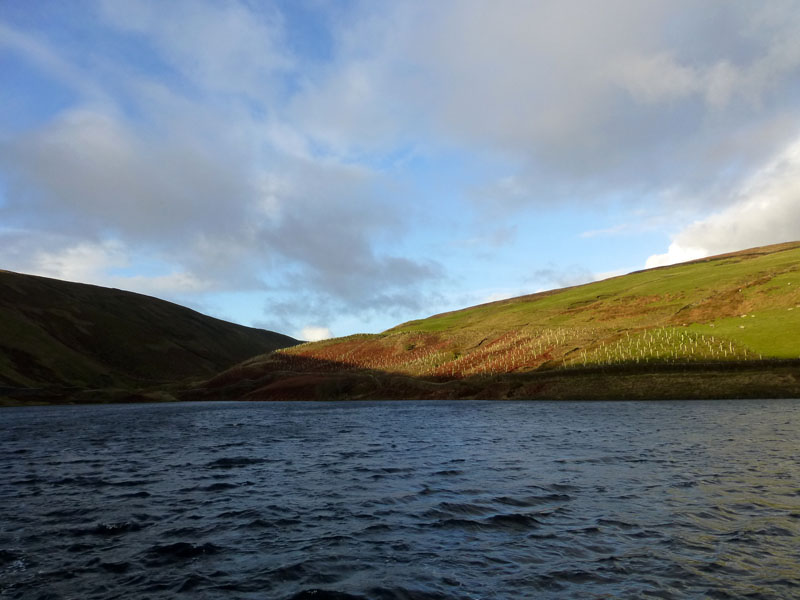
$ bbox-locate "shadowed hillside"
[191,241,800,401]
[0,270,298,399]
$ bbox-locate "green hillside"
[0,270,298,400]
[193,241,800,401]
[387,240,800,365]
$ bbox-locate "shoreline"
[4,360,799,406]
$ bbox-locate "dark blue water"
[1,400,799,599]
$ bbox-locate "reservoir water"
[1,400,798,599]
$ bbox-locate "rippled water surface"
[2,400,799,599]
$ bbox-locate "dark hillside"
[0,270,298,393]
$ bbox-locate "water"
[1,400,799,600]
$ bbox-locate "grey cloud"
[1,109,252,241]
[293,0,800,207]
[261,280,444,337]
[0,101,441,324]
[256,156,443,312]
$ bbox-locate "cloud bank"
[647,139,800,267]
[2,0,800,335]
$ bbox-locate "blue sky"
[3,1,800,340]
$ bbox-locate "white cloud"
[0,22,106,103]
[24,238,129,283]
[0,232,213,296]
[482,291,517,303]
[109,272,214,295]
[98,0,291,96]
[646,136,800,267]
[594,267,634,281]
[300,326,332,342]
[645,243,708,269]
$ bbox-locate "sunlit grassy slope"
[256,241,800,381]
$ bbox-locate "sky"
[2,1,800,341]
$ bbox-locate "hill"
[0,270,298,402]
[190,241,800,401]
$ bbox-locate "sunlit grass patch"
[692,308,800,359]
[571,327,757,367]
